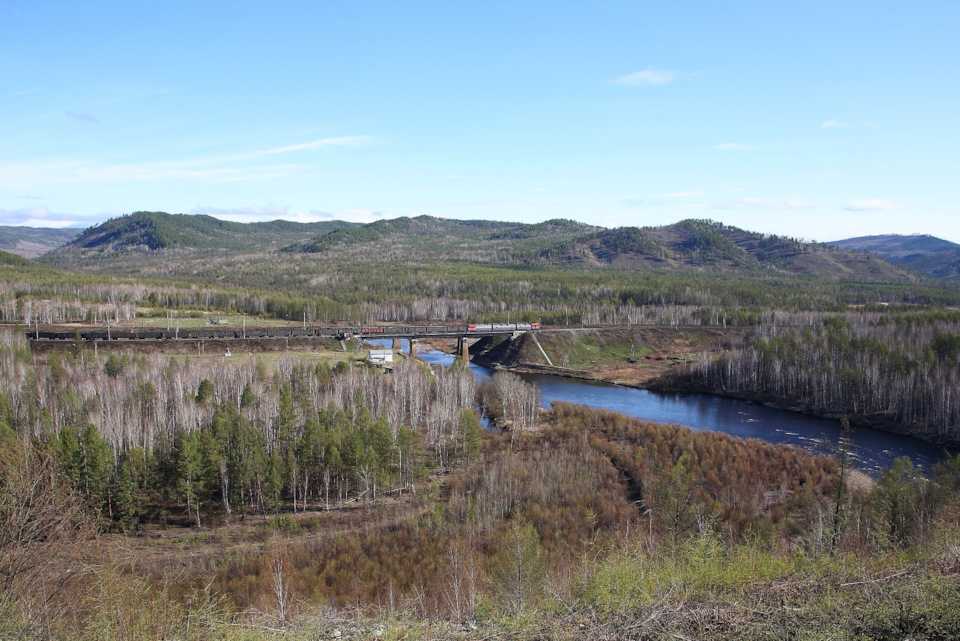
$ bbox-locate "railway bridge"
[26,322,541,359]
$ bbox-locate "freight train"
[466,323,540,332]
[27,322,539,342]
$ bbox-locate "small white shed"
[368,349,394,366]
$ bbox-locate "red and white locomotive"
[466,322,540,332]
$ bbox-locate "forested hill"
[0,248,54,270]
[830,234,960,279]
[0,248,72,284]
[282,215,595,254]
[42,212,917,284]
[46,211,358,256]
[0,225,79,258]
[534,220,912,279]
[288,216,913,280]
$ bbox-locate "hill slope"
[830,234,960,279]
[535,220,913,280]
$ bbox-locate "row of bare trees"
[477,371,540,447]
[1,286,710,327]
[688,312,960,440]
[0,329,486,525]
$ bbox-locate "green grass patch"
[543,331,654,369]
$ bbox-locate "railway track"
[25,322,541,342]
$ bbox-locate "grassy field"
[539,330,655,369]
[178,344,372,369]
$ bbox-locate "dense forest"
[0,329,489,524]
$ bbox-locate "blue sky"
[2,1,958,242]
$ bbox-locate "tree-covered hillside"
[49,211,358,256]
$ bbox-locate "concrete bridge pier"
[457,336,470,361]
[409,339,417,358]
[392,337,402,350]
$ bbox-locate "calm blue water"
[372,339,954,476]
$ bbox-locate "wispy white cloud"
[2,88,40,100]
[0,134,372,188]
[191,205,340,223]
[525,197,572,204]
[84,86,175,109]
[612,68,679,87]
[193,205,288,220]
[715,143,752,150]
[843,199,903,211]
[191,205,403,224]
[0,158,306,190]
[822,120,879,129]
[245,136,374,157]
[656,190,701,198]
[66,111,99,124]
[339,209,404,224]
[714,197,822,210]
[2,159,258,186]
[0,205,96,228]
[624,191,702,208]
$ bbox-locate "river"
[374,340,954,476]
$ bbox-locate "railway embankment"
[470,325,744,388]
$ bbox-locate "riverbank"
[466,329,960,454]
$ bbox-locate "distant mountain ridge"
[39,211,919,284]
[830,234,960,279]
[283,215,908,278]
[0,226,80,258]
